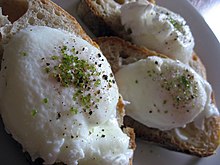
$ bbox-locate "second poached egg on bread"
[115,56,219,131]
[120,0,194,64]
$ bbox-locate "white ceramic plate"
[0,0,220,165]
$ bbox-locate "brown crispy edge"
[117,96,136,165]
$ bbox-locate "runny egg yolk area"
[0,26,133,165]
[115,56,219,131]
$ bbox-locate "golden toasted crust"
[95,36,220,157]
[124,127,136,165]
[117,96,136,165]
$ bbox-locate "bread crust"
[94,36,220,157]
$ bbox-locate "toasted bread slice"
[77,0,207,78]
[0,0,135,164]
[94,36,220,157]
[78,0,155,39]
[0,0,95,45]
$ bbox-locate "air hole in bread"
[114,0,125,4]
[103,10,107,14]
[126,28,132,35]
[53,21,59,26]
[28,17,35,25]
[1,0,28,23]
[40,0,47,4]
[54,10,61,16]
[96,0,101,5]
[37,12,45,20]
[119,51,129,59]
[192,55,198,61]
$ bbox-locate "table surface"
[188,0,220,42]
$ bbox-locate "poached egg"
[0,26,133,165]
[115,56,219,131]
[120,0,194,64]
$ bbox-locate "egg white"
[121,0,194,63]
[115,56,218,130]
[0,26,132,165]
